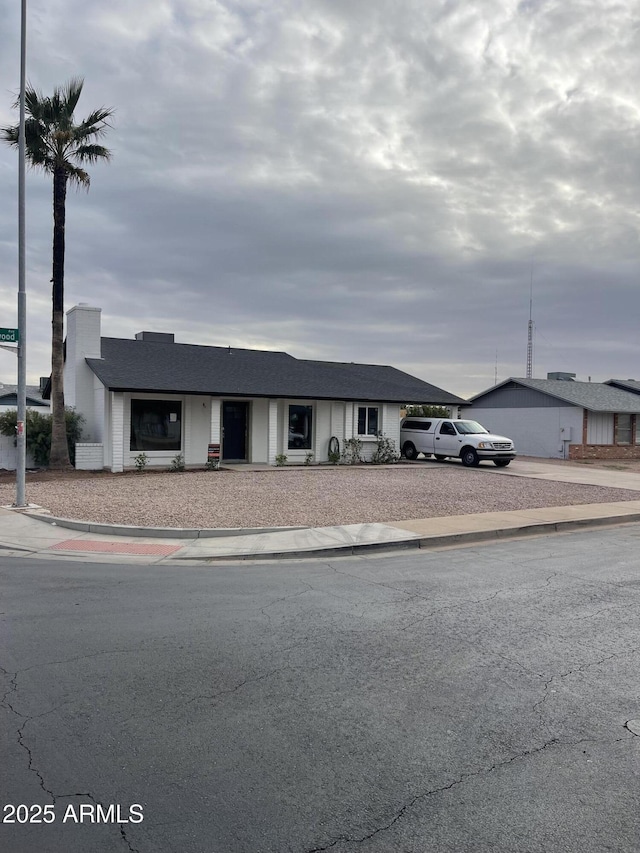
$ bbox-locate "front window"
[130,400,182,451]
[357,406,379,436]
[616,414,632,445]
[454,420,488,435]
[288,405,313,449]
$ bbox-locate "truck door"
[434,421,463,456]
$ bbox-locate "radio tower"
[526,268,533,378]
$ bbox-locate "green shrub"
[341,437,363,465]
[0,407,84,467]
[134,452,148,472]
[169,453,185,472]
[370,433,400,464]
[404,405,451,418]
[304,452,314,466]
[275,453,287,466]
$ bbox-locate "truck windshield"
[454,420,488,435]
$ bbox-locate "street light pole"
[15,0,27,507]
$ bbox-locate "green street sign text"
[0,328,19,343]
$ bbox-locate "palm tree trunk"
[49,166,71,469]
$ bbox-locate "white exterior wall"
[102,393,408,470]
[93,380,106,443]
[251,399,269,462]
[460,406,584,458]
[111,393,125,472]
[315,401,332,462]
[586,412,614,445]
[381,404,401,450]
[210,399,221,444]
[65,305,102,439]
[330,403,345,448]
[75,443,104,470]
[186,396,211,465]
[267,400,279,464]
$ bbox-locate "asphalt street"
[2,527,640,852]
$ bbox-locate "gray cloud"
[1,0,639,397]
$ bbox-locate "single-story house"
[0,382,50,469]
[64,304,465,471]
[461,374,640,460]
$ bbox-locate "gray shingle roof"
[605,379,640,395]
[0,384,49,407]
[85,338,465,405]
[470,377,640,412]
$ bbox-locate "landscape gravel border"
[2,462,640,531]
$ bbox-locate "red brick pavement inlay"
[49,540,182,556]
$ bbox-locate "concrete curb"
[179,512,640,561]
[24,511,308,539]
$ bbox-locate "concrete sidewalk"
[2,459,640,563]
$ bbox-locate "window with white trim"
[357,406,379,436]
[288,405,313,450]
[130,400,182,451]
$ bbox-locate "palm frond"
[3,77,113,178]
[73,143,112,164]
[65,163,91,189]
[1,124,19,146]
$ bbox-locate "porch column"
[111,392,124,473]
[210,398,221,443]
[267,399,278,465]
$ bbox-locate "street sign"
[0,328,19,343]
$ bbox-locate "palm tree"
[2,78,113,468]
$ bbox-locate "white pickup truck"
[400,417,516,467]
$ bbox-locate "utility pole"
[15,0,27,507]
[526,266,533,379]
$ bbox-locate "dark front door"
[222,402,248,461]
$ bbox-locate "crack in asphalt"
[259,581,314,622]
[304,736,564,852]
[1,662,140,852]
[185,665,287,708]
[532,648,640,724]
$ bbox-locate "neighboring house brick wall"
[569,444,640,460]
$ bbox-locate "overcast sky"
[1,0,639,399]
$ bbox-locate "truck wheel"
[403,442,417,460]
[434,454,446,461]
[494,459,511,467]
[461,448,480,467]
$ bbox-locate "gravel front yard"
[1,462,639,529]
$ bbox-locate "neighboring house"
[63,304,465,471]
[605,378,640,396]
[0,383,50,470]
[461,374,640,460]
